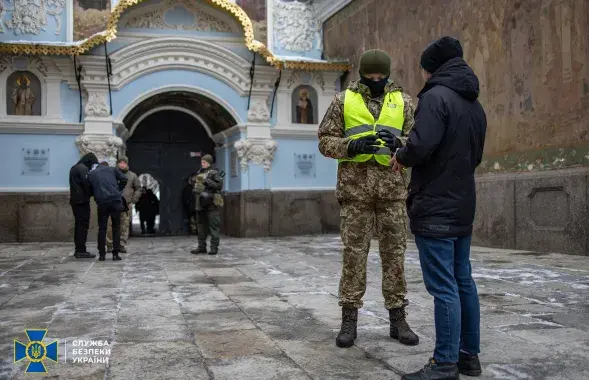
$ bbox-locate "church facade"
[0,0,354,242]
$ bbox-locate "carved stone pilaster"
[75,134,123,167]
[84,91,110,118]
[247,97,271,123]
[273,0,321,53]
[234,139,278,172]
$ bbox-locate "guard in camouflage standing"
[190,154,224,255]
[318,49,419,348]
[107,157,142,253]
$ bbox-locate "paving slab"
[0,235,588,379]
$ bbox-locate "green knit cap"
[359,49,391,76]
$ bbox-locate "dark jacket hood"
[77,153,98,169]
[418,57,480,101]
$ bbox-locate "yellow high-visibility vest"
[340,89,405,166]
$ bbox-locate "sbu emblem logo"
[14,329,58,373]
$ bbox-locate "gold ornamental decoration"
[0,0,350,72]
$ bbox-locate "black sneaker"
[112,253,122,261]
[74,252,96,259]
[459,352,482,376]
[98,254,106,261]
[208,250,218,255]
[402,358,459,380]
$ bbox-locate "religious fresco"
[291,85,317,124]
[73,0,110,41]
[235,0,266,44]
[6,71,41,116]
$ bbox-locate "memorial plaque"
[294,153,316,178]
[22,148,50,176]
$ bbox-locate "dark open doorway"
[123,91,237,236]
[126,110,213,235]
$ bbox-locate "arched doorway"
[124,91,237,236]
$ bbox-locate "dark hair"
[99,161,109,166]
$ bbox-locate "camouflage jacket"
[191,166,224,210]
[121,170,142,204]
[318,79,416,203]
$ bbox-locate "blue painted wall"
[0,134,79,188]
[271,138,337,189]
[225,133,242,193]
[111,69,248,124]
[0,4,68,42]
[60,81,82,123]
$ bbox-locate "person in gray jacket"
[88,162,128,261]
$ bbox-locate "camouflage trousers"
[107,210,130,249]
[189,213,198,234]
[339,200,408,310]
[197,210,221,251]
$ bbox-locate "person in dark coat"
[88,162,128,261]
[136,188,159,235]
[385,37,487,380]
[69,153,98,258]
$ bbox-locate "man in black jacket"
[69,153,98,258]
[384,37,487,380]
[88,162,128,261]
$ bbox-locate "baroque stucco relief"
[273,0,321,53]
[0,0,66,35]
[234,139,277,172]
[121,0,237,33]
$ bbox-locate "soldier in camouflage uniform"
[318,49,419,348]
[190,154,224,255]
[107,157,142,253]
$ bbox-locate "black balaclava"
[358,49,391,98]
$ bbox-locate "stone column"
[75,89,122,166]
[234,96,278,174]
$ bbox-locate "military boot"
[335,307,358,348]
[389,306,419,346]
[191,245,207,254]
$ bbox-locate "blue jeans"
[415,235,480,363]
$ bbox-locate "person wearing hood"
[106,157,142,253]
[190,154,224,255]
[387,37,487,380]
[69,153,99,258]
[318,49,419,349]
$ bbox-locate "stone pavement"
[0,236,588,380]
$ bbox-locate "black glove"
[377,130,402,151]
[347,135,379,156]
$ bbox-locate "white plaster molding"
[84,91,110,117]
[273,0,320,53]
[119,0,239,34]
[116,32,245,45]
[247,97,271,123]
[78,37,277,96]
[128,105,213,139]
[115,84,245,127]
[0,119,83,135]
[234,139,277,172]
[0,187,69,193]
[66,0,73,42]
[75,134,123,166]
[271,125,319,140]
[314,0,354,23]
[0,0,66,35]
[212,124,246,145]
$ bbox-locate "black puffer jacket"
[69,153,98,205]
[395,57,487,237]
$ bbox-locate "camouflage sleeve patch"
[318,93,350,160]
[399,92,416,145]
